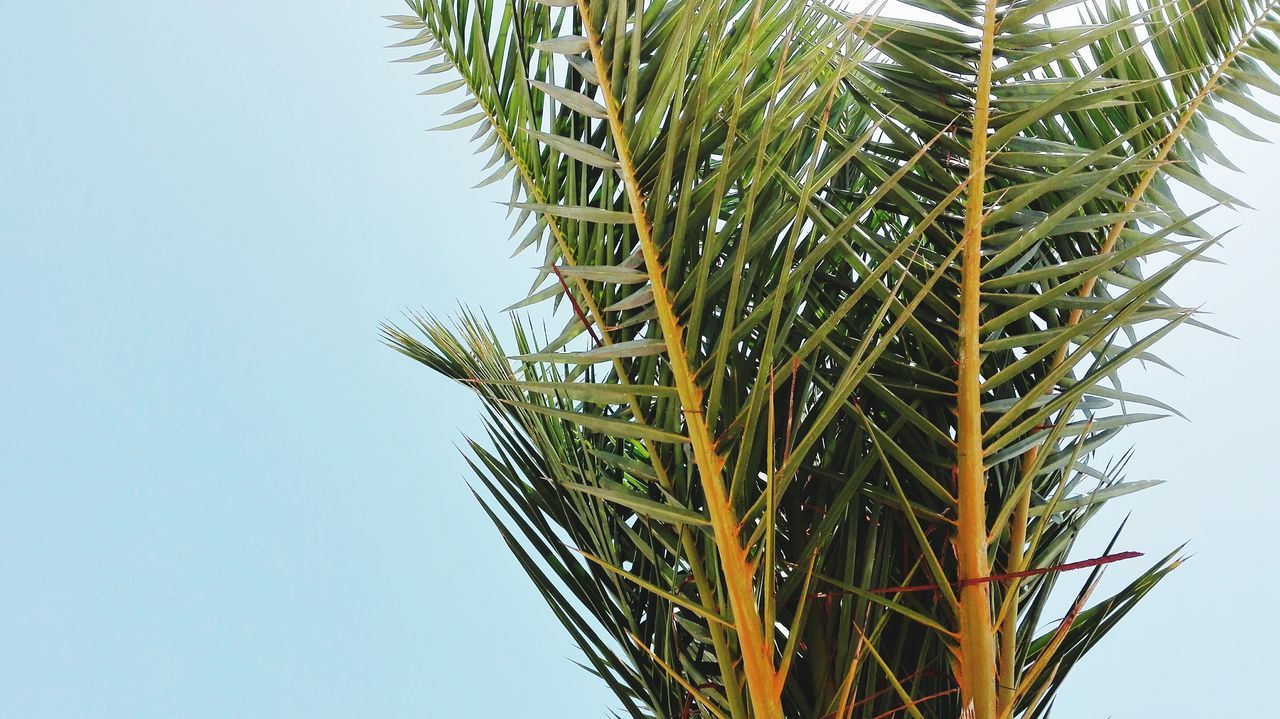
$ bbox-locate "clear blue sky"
[1,2,1276,717]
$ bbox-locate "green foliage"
[379,0,1280,716]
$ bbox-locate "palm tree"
[379,0,1279,717]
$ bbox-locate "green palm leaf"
[380,1,1279,717]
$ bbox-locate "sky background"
[1,1,1276,717]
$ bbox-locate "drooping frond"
[381,1,1279,717]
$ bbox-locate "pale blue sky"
[1,2,1276,717]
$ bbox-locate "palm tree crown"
[381,0,1280,717]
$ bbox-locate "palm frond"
[380,1,1279,717]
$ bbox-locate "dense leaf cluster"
[380,1,1280,717]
